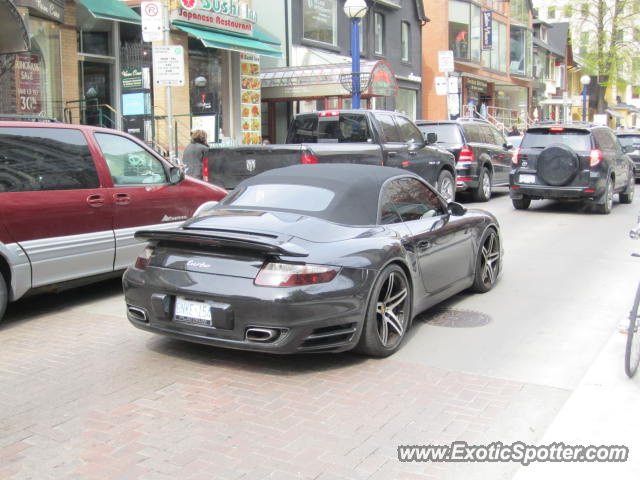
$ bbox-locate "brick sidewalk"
[0,285,564,480]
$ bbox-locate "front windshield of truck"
[288,113,371,143]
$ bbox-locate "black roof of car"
[224,164,421,226]
[415,117,495,126]
[527,122,603,131]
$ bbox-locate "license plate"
[174,297,212,327]
[519,174,536,184]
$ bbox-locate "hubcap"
[482,172,491,198]
[481,232,500,286]
[441,177,454,202]
[376,272,408,348]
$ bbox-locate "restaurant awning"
[78,0,141,25]
[260,60,398,100]
[174,23,282,58]
[0,0,30,54]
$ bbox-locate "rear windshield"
[417,124,462,144]
[222,184,335,212]
[287,113,371,143]
[521,129,592,151]
[618,135,640,148]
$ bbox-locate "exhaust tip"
[245,327,280,343]
[127,305,148,323]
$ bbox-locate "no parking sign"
[142,2,163,42]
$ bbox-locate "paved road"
[1,187,639,479]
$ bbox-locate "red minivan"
[0,121,227,322]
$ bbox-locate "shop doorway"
[80,61,114,127]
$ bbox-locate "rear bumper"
[509,170,606,201]
[456,162,479,191]
[122,265,374,354]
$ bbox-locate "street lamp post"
[580,74,591,122]
[343,0,368,109]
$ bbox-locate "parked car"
[0,122,227,322]
[416,117,513,202]
[510,122,634,213]
[123,164,502,357]
[205,110,458,202]
[616,130,640,179]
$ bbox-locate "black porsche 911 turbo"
[123,164,502,357]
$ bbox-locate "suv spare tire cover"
[537,143,580,186]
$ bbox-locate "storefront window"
[188,41,223,133]
[303,0,337,45]
[449,1,480,62]
[510,26,532,76]
[396,88,416,121]
[481,20,506,72]
[23,16,63,120]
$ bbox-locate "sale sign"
[15,53,42,114]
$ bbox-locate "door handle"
[417,240,431,251]
[113,193,131,206]
[86,194,104,208]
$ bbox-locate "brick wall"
[421,0,449,120]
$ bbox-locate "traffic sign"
[152,46,185,86]
[438,50,455,73]
[142,2,163,42]
[435,76,447,96]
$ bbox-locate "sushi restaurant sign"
[173,0,257,34]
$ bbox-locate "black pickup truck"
[203,110,457,201]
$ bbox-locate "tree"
[577,0,640,112]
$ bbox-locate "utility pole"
[163,0,175,161]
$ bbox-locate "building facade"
[422,0,535,129]
[254,0,427,143]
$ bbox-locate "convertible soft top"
[219,164,418,226]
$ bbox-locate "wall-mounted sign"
[122,92,147,116]
[482,10,493,50]
[178,0,257,22]
[15,53,42,114]
[152,45,185,86]
[369,62,398,96]
[240,53,261,144]
[141,1,163,42]
[121,67,144,90]
[15,0,64,23]
[438,50,454,73]
[172,8,253,34]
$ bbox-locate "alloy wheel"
[375,272,408,349]
[482,173,491,199]
[480,231,500,287]
[440,176,454,203]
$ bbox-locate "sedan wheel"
[356,265,411,357]
[471,228,501,293]
[0,274,7,323]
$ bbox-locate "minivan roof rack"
[0,114,59,123]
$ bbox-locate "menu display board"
[240,53,261,145]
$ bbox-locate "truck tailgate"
[207,145,304,189]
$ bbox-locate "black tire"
[470,228,501,293]
[594,176,613,214]
[437,170,455,203]
[619,171,635,204]
[472,166,492,202]
[0,274,7,324]
[625,282,640,377]
[512,197,531,210]
[356,264,411,357]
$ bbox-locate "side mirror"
[426,132,438,144]
[448,202,467,216]
[169,166,185,184]
[505,143,513,150]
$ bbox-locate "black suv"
[510,123,634,213]
[616,130,640,179]
[416,118,512,202]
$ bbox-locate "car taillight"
[202,157,209,182]
[300,154,318,164]
[254,262,339,287]
[319,111,339,117]
[512,147,520,165]
[589,149,602,167]
[459,146,474,162]
[134,246,155,270]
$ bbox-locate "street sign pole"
[164,1,175,162]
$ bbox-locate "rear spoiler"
[134,229,309,258]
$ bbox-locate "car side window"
[491,126,506,146]
[95,133,167,186]
[0,127,99,193]
[395,116,423,145]
[383,177,444,223]
[462,124,479,143]
[379,184,403,225]
[376,114,402,143]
